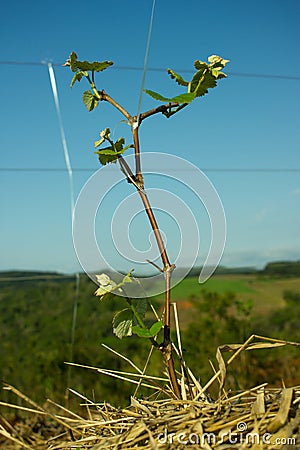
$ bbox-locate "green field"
[156,274,300,314]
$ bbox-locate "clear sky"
[0,0,299,275]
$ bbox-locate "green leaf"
[94,136,133,166]
[132,320,162,338]
[95,152,118,165]
[169,92,196,104]
[149,320,163,336]
[113,309,133,339]
[144,89,195,104]
[64,51,78,72]
[211,68,227,79]
[64,52,113,73]
[70,70,88,87]
[188,70,217,97]
[145,55,229,107]
[143,89,171,102]
[95,148,123,156]
[132,326,152,338]
[76,60,113,72]
[122,270,134,284]
[94,128,111,148]
[82,90,99,111]
[94,146,125,165]
[167,69,189,86]
[193,60,208,71]
[131,298,148,318]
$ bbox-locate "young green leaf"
[131,298,148,318]
[149,320,163,336]
[144,89,195,104]
[94,136,134,165]
[94,127,111,148]
[145,54,229,106]
[132,320,162,338]
[76,60,113,72]
[193,60,208,71]
[132,326,152,338]
[113,308,133,339]
[82,90,99,112]
[122,270,134,284]
[94,146,123,165]
[64,51,113,73]
[70,70,88,88]
[170,92,196,104]
[95,273,122,300]
[64,51,79,72]
[188,71,217,97]
[167,69,189,86]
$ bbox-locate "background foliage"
[0,261,300,412]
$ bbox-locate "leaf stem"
[128,301,147,330]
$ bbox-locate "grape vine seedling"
[65,51,229,398]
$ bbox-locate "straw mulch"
[1,335,300,449]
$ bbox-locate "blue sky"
[0,0,299,274]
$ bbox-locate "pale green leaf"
[207,55,230,68]
[211,68,227,79]
[122,270,134,284]
[113,309,133,339]
[94,273,122,300]
[82,90,99,111]
[94,128,111,148]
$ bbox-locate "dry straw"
[1,334,300,449]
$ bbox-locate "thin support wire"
[136,0,156,120]
[48,63,79,404]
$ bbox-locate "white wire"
[137,0,156,120]
[48,63,79,385]
[48,63,75,215]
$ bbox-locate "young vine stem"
[94,86,182,398]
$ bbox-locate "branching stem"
[90,81,181,398]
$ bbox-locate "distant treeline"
[261,260,300,277]
[186,260,300,278]
[1,260,300,286]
